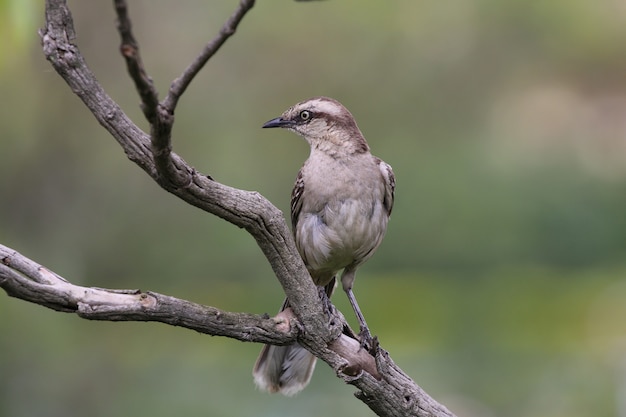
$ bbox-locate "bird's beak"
[262,117,293,129]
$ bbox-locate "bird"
[253,96,395,396]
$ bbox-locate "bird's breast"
[294,196,388,275]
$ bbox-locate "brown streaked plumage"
[253,97,395,396]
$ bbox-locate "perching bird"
[253,97,395,396]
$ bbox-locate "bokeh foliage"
[2,1,626,416]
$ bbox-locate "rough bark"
[0,1,457,416]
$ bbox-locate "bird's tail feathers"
[253,343,317,396]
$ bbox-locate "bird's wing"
[377,158,395,216]
[290,169,305,231]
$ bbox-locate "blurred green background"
[2,1,626,416]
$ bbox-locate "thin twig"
[112,0,255,189]
[112,0,182,187]
[113,0,159,123]
[163,0,256,112]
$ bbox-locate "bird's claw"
[318,286,335,318]
[358,326,378,354]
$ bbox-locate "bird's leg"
[318,285,334,317]
[341,268,375,352]
[314,276,336,319]
[345,288,374,350]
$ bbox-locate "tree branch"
[0,240,455,417]
[113,0,159,123]
[112,0,255,188]
[0,243,378,383]
[3,1,463,416]
[0,244,296,344]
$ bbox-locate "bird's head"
[262,97,369,154]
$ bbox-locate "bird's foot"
[318,286,335,318]
[358,326,379,355]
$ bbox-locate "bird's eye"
[299,110,311,121]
